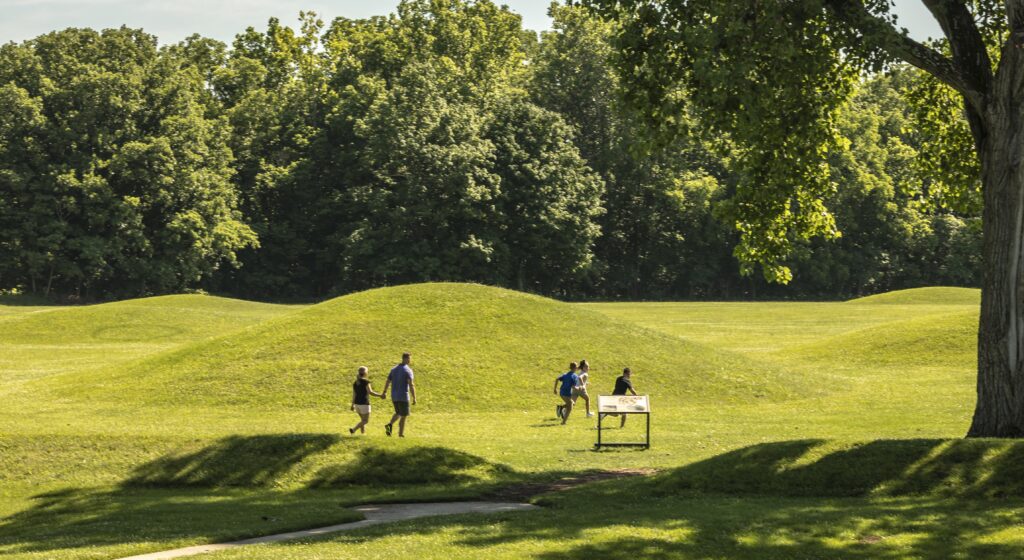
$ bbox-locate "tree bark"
[968,38,1024,436]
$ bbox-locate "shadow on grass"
[287,439,1024,559]
[0,486,363,556]
[654,438,1024,498]
[310,446,513,487]
[8,438,1024,559]
[0,436,525,556]
[125,434,340,487]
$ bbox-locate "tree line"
[0,1,980,301]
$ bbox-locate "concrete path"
[117,501,536,560]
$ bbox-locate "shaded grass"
[654,438,1024,498]
[201,481,1024,560]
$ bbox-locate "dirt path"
[117,502,537,560]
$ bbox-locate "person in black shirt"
[349,366,383,435]
[604,367,637,428]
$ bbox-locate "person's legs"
[359,413,370,433]
[560,395,574,424]
[581,391,592,416]
[398,415,407,437]
[620,414,627,428]
[386,408,401,436]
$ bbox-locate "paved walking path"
[117,501,536,560]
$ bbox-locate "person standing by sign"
[574,359,594,418]
[554,362,580,424]
[606,367,637,427]
[381,352,416,437]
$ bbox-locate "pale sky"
[0,0,945,45]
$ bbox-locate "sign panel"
[597,394,650,413]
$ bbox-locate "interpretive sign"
[595,394,651,449]
[597,395,650,413]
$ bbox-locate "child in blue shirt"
[553,362,580,425]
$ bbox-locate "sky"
[0,0,945,45]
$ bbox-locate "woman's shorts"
[572,387,589,398]
[353,404,371,415]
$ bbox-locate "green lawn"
[2,283,1019,559]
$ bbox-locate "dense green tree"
[0,27,254,297]
[530,4,730,298]
[486,96,604,293]
[583,0,1012,436]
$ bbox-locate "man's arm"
[553,379,560,395]
[409,379,416,405]
[381,380,390,399]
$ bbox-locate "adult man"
[604,367,637,428]
[381,352,416,437]
[553,362,580,425]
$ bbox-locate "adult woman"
[349,366,382,434]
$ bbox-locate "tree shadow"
[290,438,1024,559]
[0,437,527,557]
[0,486,362,556]
[654,438,1024,498]
[309,446,513,487]
[125,434,341,487]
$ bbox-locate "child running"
[574,359,594,418]
[554,362,580,424]
[349,366,382,434]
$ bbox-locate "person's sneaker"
[349,428,355,434]
[586,412,594,418]
[385,423,393,436]
[556,405,563,418]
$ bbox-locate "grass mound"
[848,287,980,306]
[776,310,976,367]
[0,294,295,345]
[51,283,810,412]
[653,438,1024,498]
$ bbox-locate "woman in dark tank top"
[349,367,382,435]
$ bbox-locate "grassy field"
[3,283,1021,559]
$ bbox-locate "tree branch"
[921,0,993,94]
[824,0,986,112]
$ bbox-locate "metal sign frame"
[595,395,650,449]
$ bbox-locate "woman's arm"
[367,382,383,398]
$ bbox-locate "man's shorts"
[393,400,410,416]
[353,404,371,415]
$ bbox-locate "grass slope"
[849,286,980,306]
[777,311,977,368]
[51,283,812,412]
[4,283,1013,560]
[0,295,298,389]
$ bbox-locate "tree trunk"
[968,76,1024,436]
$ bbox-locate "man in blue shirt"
[381,352,416,437]
[553,362,580,425]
